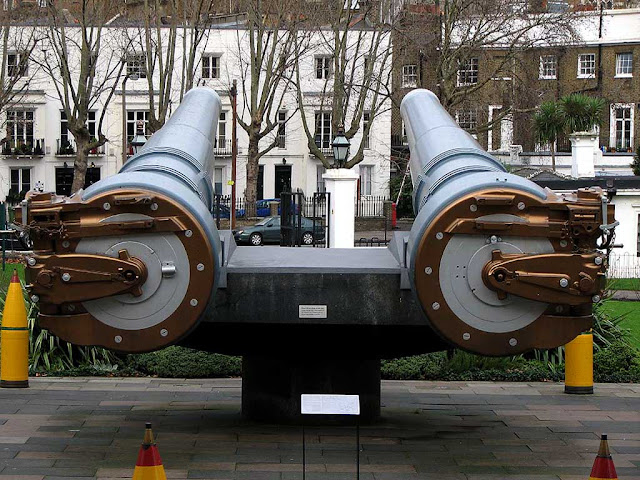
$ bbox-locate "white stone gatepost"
[322,168,358,248]
[569,132,598,178]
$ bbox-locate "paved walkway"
[0,378,638,479]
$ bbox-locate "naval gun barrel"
[402,89,616,355]
[24,87,222,353]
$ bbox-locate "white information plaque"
[298,305,328,319]
[300,394,360,415]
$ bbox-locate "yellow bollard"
[564,332,593,394]
[0,270,29,388]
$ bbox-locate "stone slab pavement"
[0,378,637,479]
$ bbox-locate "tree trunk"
[551,141,556,171]
[71,141,89,194]
[245,137,259,218]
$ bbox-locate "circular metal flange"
[39,188,215,353]
[413,188,593,356]
[439,232,553,334]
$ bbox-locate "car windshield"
[255,218,272,226]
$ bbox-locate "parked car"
[234,216,325,246]
[212,204,244,219]
[256,199,278,217]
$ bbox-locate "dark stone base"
[565,385,594,394]
[242,355,380,424]
[0,380,28,388]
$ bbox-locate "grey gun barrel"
[26,87,223,353]
[401,89,614,355]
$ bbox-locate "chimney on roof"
[569,131,597,178]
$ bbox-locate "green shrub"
[127,346,242,378]
[381,352,446,380]
[594,340,640,379]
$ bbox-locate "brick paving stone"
[0,379,638,479]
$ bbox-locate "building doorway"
[275,165,291,199]
[257,165,264,201]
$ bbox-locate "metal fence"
[608,252,640,279]
[214,195,387,219]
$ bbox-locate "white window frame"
[615,52,633,78]
[9,167,31,195]
[359,165,373,196]
[314,111,332,149]
[126,110,149,144]
[214,166,224,195]
[402,64,417,88]
[6,110,34,149]
[455,109,478,132]
[315,56,332,80]
[363,110,371,149]
[126,54,146,79]
[577,53,596,79]
[401,121,408,145]
[202,54,220,79]
[539,55,557,80]
[7,51,28,78]
[609,103,634,151]
[217,111,227,148]
[277,111,286,149]
[457,58,478,86]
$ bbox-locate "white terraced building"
[0,22,392,204]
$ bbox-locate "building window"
[457,58,478,86]
[202,54,220,79]
[456,109,477,132]
[402,64,417,88]
[10,168,30,195]
[611,104,633,151]
[55,167,100,197]
[363,111,371,149]
[401,121,408,145]
[315,56,331,80]
[314,112,331,149]
[60,111,97,153]
[6,110,34,149]
[359,165,372,196]
[216,111,226,148]
[214,167,223,195]
[637,213,640,257]
[316,165,325,192]
[578,53,596,79]
[126,54,146,79]
[127,111,149,144]
[7,52,27,78]
[539,55,557,79]
[277,111,286,148]
[615,52,633,77]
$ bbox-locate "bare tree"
[179,0,220,100]
[232,0,309,217]
[39,1,127,194]
[396,0,581,132]
[294,0,394,170]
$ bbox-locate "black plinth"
[242,355,381,423]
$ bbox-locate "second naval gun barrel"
[23,87,222,353]
[402,89,617,355]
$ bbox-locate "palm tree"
[534,101,565,171]
[559,93,605,133]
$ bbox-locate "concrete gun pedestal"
[241,355,380,423]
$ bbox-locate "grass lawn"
[608,278,640,291]
[601,300,640,349]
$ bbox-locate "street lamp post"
[121,70,140,166]
[331,125,350,168]
[322,124,358,248]
[130,120,147,155]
